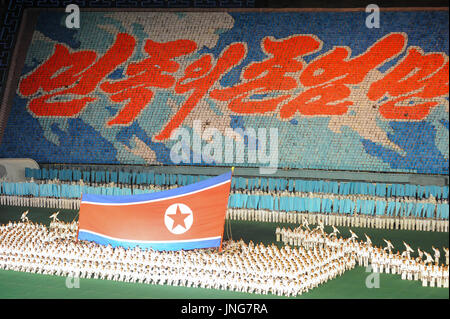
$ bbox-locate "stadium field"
[0,205,448,299]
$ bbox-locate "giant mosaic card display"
[0,10,448,174]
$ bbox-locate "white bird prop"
[403,241,414,254]
[302,218,310,231]
[383,239,394,252]
[315,220,324,233]
[318,220,324,229]
[432,246,440,260]
[417,248,424,259]
[49,211,60,222]
[364,234,372,245]
[302,217,309,227]
[20,210,29,222]
[423,251,434,264]
[349,229,358,241]
[330,225,340,237]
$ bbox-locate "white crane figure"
[20,210,29,222]
[49,211,60,223]
[349,229,358,241]
[416,247,424,262]
[423,251,434,265]
[302,217,310,231]
[402,241,414,258]
[364,234,372,245]
[383,239,394,254]
[330,225,340,237]
[431,246,440,264]
[315,219,324,233]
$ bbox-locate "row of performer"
[228,208,449,232]
[276,223,449,288]
[1,195,448,232]
[0,196,80,210]
[1,220,358,297]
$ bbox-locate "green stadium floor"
[0,205,448,299]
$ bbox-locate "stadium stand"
[0,11,448,175]
[0,8,448,299]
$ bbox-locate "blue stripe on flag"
[78,230,222,251]
[82,171,232,204]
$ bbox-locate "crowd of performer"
[0,209,448,296]
[0,195,80,210]
[1,180,448,233]
[0,218,357,297]
[227,208,449,232]
[276,219,449,288]
[3,195,447,232]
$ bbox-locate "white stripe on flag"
[78,229,222,244]
[81,180,230,206]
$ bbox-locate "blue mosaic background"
[0,10,448,174]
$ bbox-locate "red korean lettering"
[209,35,321,114]
[368,48,448,120]
[299,33,406,87]
[279,33,407,119]
[100,39,197,126]
[20,33,135,117]
[279,84,352,118]
[368,48,448,100]
[154,42,246,141]
[378,94,438,120]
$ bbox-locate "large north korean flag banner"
[77,172,232,251]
